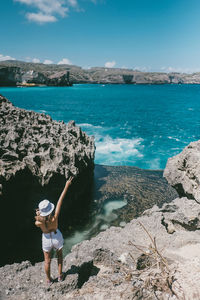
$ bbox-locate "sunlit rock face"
[0,95,95,265]
[164,140,200,202]
[3,60,200,85]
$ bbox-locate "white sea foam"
[36,109,47,114]
[148,158,161,169]
[168,136,180,142]
[77,123,144,165]
[95,135,144,165]
[78,123,102,129]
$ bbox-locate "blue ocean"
[1,84,200,170]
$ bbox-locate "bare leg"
[57,248,63,277]
[43,251,52,282]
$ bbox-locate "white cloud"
[15,0,100,23]
[57,58,72,65]
[15,0,68,16]
[15,0,69,23]
[121,65,128,69]
[43,59,53,64]
[105,61,116,68]
[83,66,91,70]
[32,58,40,63]
[134,66,150,72]
[0,54,16,61]
[27,12,57,23]
[160,66,200,74]
[67,0,78,7]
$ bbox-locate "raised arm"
[54,176,73,219]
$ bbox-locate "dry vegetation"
[123,222,186,300]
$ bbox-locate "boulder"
[164,140,200,202]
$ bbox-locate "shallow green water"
[62,198,127,256]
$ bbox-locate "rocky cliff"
[0,63,72,86]
[164,140,200,202]
[0,95,95,266]
[1,138,200,298]
[1,60,200,85]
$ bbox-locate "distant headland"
[1,60,200,86]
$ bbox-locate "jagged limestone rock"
[164,140,200,202]
[0,94,95,185]
[0,94,95,266]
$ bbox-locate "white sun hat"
[39,199,55,217]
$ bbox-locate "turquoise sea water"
[1,84,200,169]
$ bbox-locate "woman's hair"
[45,213,52,222]
[35,213,52,231]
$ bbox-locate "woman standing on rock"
[35,176,73,285]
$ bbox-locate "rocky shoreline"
[1,140,200,299]
[1,195,200,299]
[2,60,200,86]
[0,95,177,267]
[1,95,200,299]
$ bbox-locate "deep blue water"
[1,84,200,169]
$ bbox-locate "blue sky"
[1,0,200,72]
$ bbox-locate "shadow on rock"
[64,261,100,289]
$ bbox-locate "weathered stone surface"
[1,196,200,299]
[0,94,94,185]
[0,95,95,266]
[164,140,200,202]
[161,197,200,233]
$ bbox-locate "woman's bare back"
[35,215,58,233]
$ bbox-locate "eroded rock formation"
[164,140,200,202]
[0,95,94,185]
[0,64,72,86]
[0,95,95,265]
[2,60,200,85]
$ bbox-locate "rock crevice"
[0,95,95,266]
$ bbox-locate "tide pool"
[62,197,127,256]
[1,84,200,170]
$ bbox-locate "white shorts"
[42,229,64,252]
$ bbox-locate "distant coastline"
[1,60,200,86]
